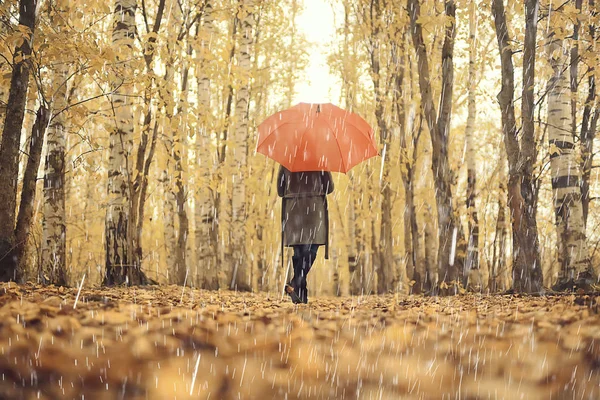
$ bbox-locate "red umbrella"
[256,103,378,173]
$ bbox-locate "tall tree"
[230,0,255,291]
[40,63,69,285]
[492,0,543,293]
[393,27,422,294]
[15,105,48,278]
[104,0,149,285]
[367,0,396,294]
[545,4,591,284]
[0,0,38,281]
[339,1,363,296]
[464,0,480,281]
[130,0,165,279]
[408,0,461,293]
[40,2,72,286]
[195,0,219,289]
[170,12,195,285]
[580,0,600,228]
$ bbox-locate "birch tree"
[230,0,255,291]
[545,6,590,283]
[104,0,148,285]
[465,0,480,280]
[41,61,69,285]
[195,0,219,289]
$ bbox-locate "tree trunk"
[368,1,395,294]
[230,0,255,291]
[546,16,590,280]
[171,34,193,286]
[580,0,599,228]
[347,185,362,296]
[492,0,543,293]
[130,0,165,279]
[408,0,460,294]
[580,81,598,229]
[104,0,148,286]
[0,0,38,281]
[491,173,508,292]
[394,34,420,294]
[342,4,361,296]
[41,62,70,286]
[465,0,480,283]
[423,204,437,292]
[370,208,378,295]
[404,112,423,294]
[195,0,219,290]
[13,107,48,281]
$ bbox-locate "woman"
[277,166,334,304]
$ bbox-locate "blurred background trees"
[0,0,598,294]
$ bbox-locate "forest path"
[0,283,598,399]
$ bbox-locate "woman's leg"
[298,245,320,303]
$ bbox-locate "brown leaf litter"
[0,283,598,399]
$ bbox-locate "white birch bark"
[229,0,255,291]
[104,0,136,284]
[195,1,219,289]
[465,0,480,281]
[41,60,69,285]
[546,31,590,280]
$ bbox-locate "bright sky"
[293,0,341,104]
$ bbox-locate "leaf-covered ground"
[0,283,598,399]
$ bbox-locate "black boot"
[285,280,303,304]
[301,287,308,304]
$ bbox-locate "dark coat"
[277,167,334,254]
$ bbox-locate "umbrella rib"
[323,118,347,172]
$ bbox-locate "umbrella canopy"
[256,103,378,173]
